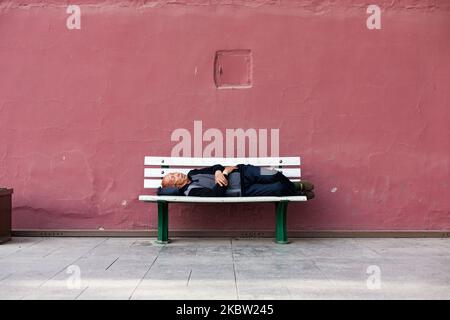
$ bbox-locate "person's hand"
[215,170,228,186]
[223,166,237,175]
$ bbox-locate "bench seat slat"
[138,195,307,202]
[144,156,300,166]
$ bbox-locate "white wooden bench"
[138,156,308,244]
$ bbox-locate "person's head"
[161,172,189,189]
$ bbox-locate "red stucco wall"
[1,0,449,231]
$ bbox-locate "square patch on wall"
[214,50,252,89]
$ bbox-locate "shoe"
[297,190,315,200]
[293,180,314,192]
[304,190,315,200]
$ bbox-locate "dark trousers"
[238,164,298,197]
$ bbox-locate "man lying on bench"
[159,164,314,199]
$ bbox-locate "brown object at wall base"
[0,188,13,244]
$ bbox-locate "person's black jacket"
[180,164,228,197]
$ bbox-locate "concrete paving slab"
[1,237,450,299]
[354,238,450,258]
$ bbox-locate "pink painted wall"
[1,0,449,231]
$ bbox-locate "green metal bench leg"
[156,201,170,244]
[275,201,290,244]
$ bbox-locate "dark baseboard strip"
[11,229,450,238]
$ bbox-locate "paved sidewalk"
[0,237,449,299]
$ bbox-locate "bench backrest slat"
[144,156,300,167]
[144,167,301,178]
[143,178,301,189]
[143,156,301,189]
